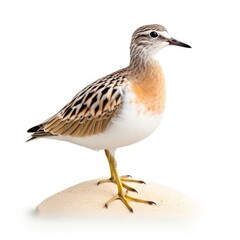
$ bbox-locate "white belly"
[56,93,163,150]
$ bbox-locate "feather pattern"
[29,71,126,139]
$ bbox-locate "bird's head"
[130,24,191,61]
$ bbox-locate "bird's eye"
[149,31,158,38]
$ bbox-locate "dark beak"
[168,38,191,48]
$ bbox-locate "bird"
[27,24,191,213]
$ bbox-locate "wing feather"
[29,72,126,139]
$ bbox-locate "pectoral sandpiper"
[27,24,191,212]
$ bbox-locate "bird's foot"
[97,175,132,184]
[105,191,156,213]
[97,175,145,193]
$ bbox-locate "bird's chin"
[153,42,170,54]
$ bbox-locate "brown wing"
[30,74,125,139]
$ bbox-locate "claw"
[120,175,132,179]
[121,178,146,184]
[125,194,157,206]
[97,178,114,185]
[122,183,138,193]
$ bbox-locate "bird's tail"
[27,124,43,133]
[27,124,53,142]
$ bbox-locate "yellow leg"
[97,150,144,193]
[102,150,156,213]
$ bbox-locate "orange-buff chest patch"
[130,64,166,114]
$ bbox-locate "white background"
[0,0,240,239]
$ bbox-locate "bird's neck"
[128,54,162,80]
[129,53,153,70]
